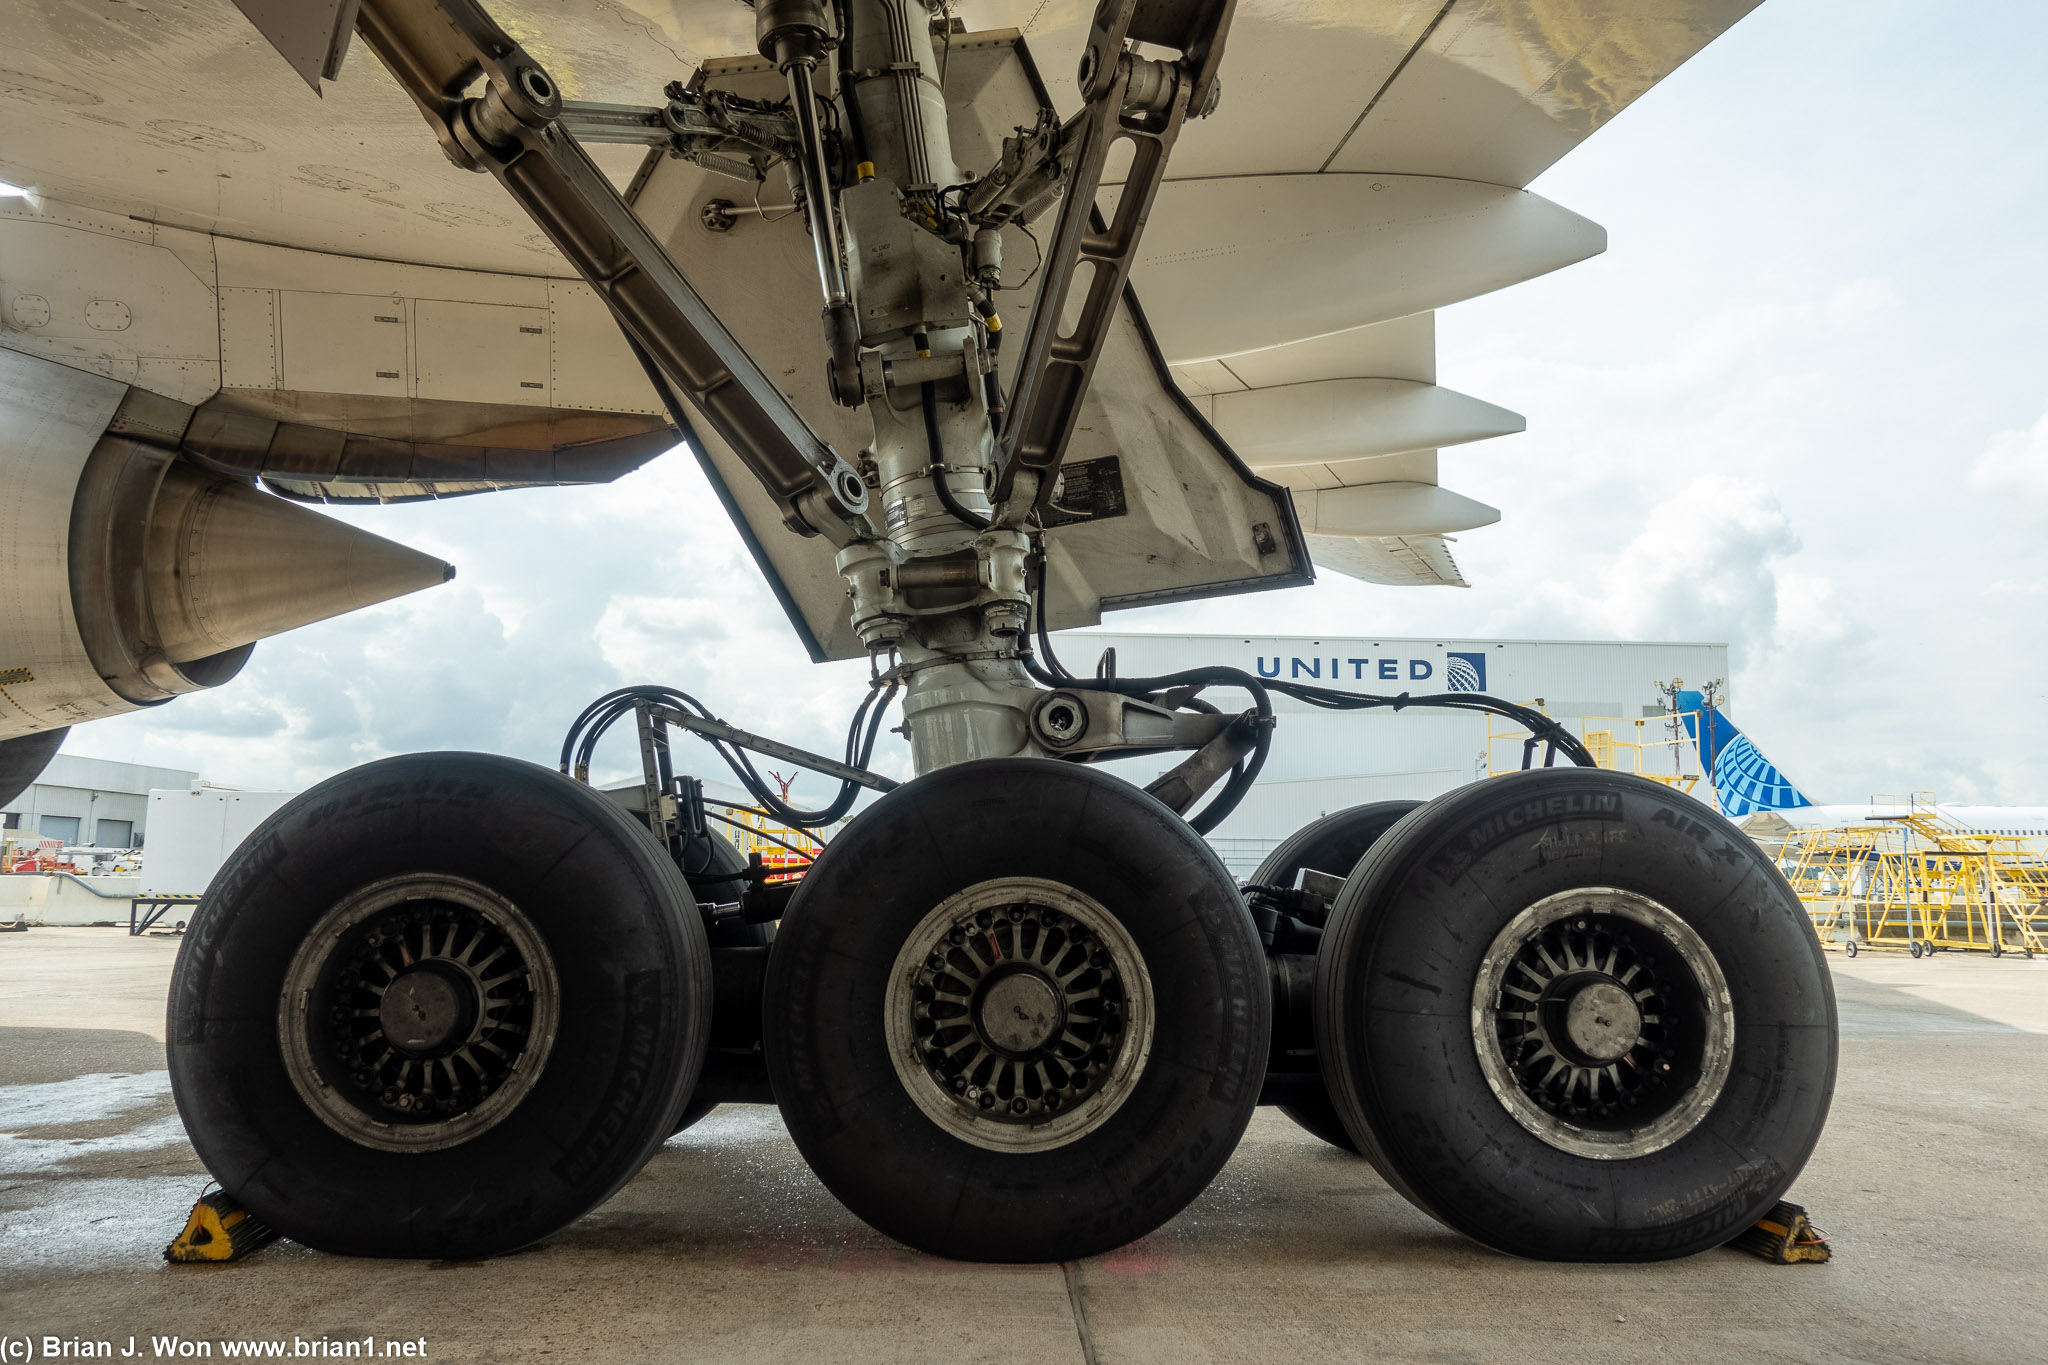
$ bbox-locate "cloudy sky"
[77,0,2048,809]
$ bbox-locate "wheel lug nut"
[1010,1097,1028,1114]
[978,1092,996,1110]
[950,1076,968,1093]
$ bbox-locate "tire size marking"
[555,968,662,1186]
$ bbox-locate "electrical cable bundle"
[1017,551,1598,833]
[558,678,897,829]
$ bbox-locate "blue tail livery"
[1675,690,1814,816]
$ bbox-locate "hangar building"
[0,753,198,851]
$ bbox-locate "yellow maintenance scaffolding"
[1478,702,2048,960]
[1486,707,1707,796]
[1778,797,2048,958]
[710,802,823,876]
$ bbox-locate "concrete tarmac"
[2,927,2043,1364]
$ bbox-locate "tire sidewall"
[1319,769,1837,1260]
[1250,799,1422,891]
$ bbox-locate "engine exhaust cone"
[144,465,455,664]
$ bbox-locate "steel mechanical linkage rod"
[755,2,865,406]
[352,0,870,534]
[647,702,899,795]
[994,0,1235,508]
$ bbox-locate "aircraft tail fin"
[1675,690,1814,816]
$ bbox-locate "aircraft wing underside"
[0,0,1765,678]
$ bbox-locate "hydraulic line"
[1025,556,1269,832]
[922,379,991,531]
[1022,553,1596,829]
[559,678,897,828]
[831,0,876,181]
[976,296,1006,434]
[759,0,861,404]
[880,0,936,198]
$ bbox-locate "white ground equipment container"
[142,787,297,898]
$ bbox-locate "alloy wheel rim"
[279,874,560,1153]
[885,876,1154,1153]
[1471,886,1735,1159]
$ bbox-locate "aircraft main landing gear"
[168,702,1838,1266]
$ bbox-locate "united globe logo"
[1445,651,1487,692]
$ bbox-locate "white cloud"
[1968,411,2048,502]
[1593,477,1803,654]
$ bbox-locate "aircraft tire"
[763,758,1268,1262]
[167,751,711,1259]
[670,1094,720,1135]
[1316,768,1837,1262]
[1249,800,1421,1155]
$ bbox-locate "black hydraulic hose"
[1028,550,1591,768]
[922,378,991,531]
[1025,555,1271,831]
[833,0,874,180]
[976,296,1006,436]
[1261,679,1597,769]
[1186,732,1263,836]
[1030,553,1070,682]
[559,682,897,829]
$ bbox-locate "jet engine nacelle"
[0,347,452,746]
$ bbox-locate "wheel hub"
[279,874,561,1152]
[377,967,474,1055]
[1561,981,1642,1063]
[886,877,1154,1152]
[1472,887,1734,1159]
[975,967,1065,1055]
